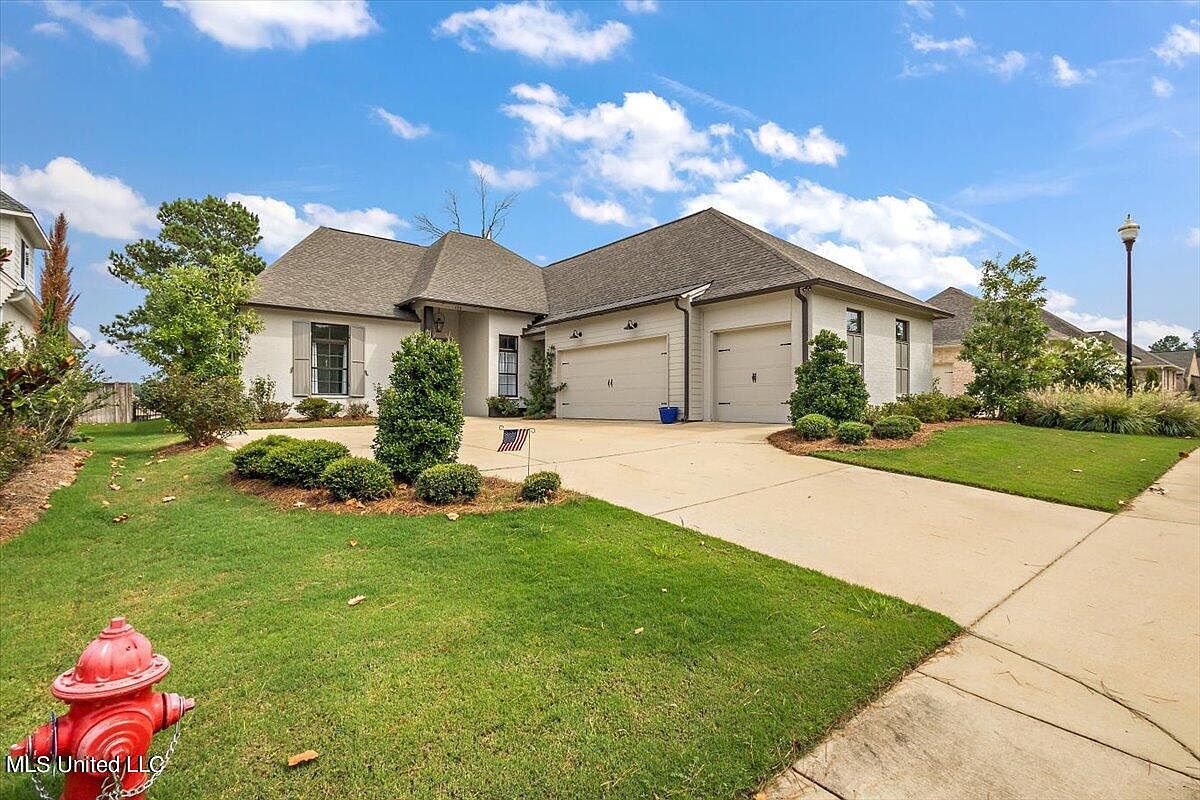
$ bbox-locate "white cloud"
[469,160,539,190]
[0,43,20,71]
[910,32,975,56]
[0,157,157,239]
[503,85,739,192]
[1151,76,1175,98]
[164,0,377,50]
[32,21,67,36]
[226,193,406,255]
[1051,55,1092,87]
[898,60,949,78]
[436,2,631,64]
[44,1,149,63]
[988,50,1027,80]
[622,0,658,12]
[906,0,935,20]
[1153,21,1200,67]
[510,82,566,106]
[684,171,982,293]
[1045,290,1193,348]
[562,193,645,226]
[372,107,431,140]
[747,122,846,167]
[70,325,121,358]
[1187,227,1200,247]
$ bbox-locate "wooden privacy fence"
[79,382,135,424]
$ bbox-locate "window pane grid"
[498,335,518,398]
[311,323,350,395]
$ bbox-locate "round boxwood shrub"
[795,413,835,440]
[872,415,921,440]
[260,438,351,488]
[414,463,483,505]
[320,456,394,501]
[295,396,340,421]
[521,471,561,502]
[946,394,981,421]
[835,421,872,445]
[899,392,949,423]
[231,434,297,477]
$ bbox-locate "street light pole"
[1118,215,1140,397]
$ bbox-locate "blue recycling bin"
[659,406,680,424]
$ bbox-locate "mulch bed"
[0,449,91,543]
[768,419,999,456]
[229,474,577,517]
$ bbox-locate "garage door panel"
[558,337,668,421]
[715,324,792,423]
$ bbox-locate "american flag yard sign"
[498,428,532,452]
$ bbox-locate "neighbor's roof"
[927,286,1089,346]
[249,227,424,320]
[1154,349,1199,372]
[401,231,547,314]
[541,208,948,325]
[0,190,51,249]
[1087,330,1182,371]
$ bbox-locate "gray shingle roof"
[249,227,424,320]
[1154,349,1198,372]
[402,231,547,314]
[0,190,34,215]
[543,208,947,321]
[1086,330,1182,371]
[927,286,1089,345]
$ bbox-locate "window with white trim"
[311,323,349,395]
[846,309,864,372]
[498,335,518,397]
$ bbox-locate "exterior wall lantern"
[624,320,638,330]
[433,311,446,333]
[569,329,583,339]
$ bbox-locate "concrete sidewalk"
[232,418,1200,798]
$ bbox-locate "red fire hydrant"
[9,617,195,800]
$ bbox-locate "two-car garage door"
[557,337,668,421]
[714,324,792,423]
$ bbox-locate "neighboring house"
[1154,349,1200,393]
[0,190,49,345]
[244,208,950,423]
[927,286,1091,395]
[1086,330,1186,392]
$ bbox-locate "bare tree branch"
[414,174,518,241]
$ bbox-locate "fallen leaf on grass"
[347,539,358,548]
[1071,469,1083,473]
[347,595,366,606]
[112,514,129,523]
[446,512,459,521]
[632,627,644,635]
[108,483,121,491]
[39,503,51,510]
[136,477,146,483]
[57,481,70,488]
[100,500,111,507]
[287,750,319,767]
[161,496,176,503]
[293,501,307,508]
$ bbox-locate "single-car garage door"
[714,324,792,423]
[558,337,668,420]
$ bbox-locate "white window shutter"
[292,321,311,397]
[350,325,366,397]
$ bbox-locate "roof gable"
[402,231,547,314]
[928,285,1088,345]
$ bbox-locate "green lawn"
[815,422,1195,512]
[1,423,956,800]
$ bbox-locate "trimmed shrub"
[795,413,835,440]
[521,470,562,502]
[873,415,921,440]
[374,333,465,482]
[487,396,522,417]
[789,330,869,423]
[231,434,296,477]
[899,392,949,423]
[259,438,350,487]
[296,396,340,421]
[320,456,394,501]
[344,402,372,420]
[140,374,253,445]
[414,463,482,504]
[946,394,981,421]
[835,421,872,445]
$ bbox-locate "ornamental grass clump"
[1020,388,1200,437]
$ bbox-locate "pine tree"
[34,214,78,336]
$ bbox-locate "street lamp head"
[1118,214,1140,244]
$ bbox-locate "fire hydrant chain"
[27,721,183,800]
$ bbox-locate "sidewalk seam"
[651,465,852,517]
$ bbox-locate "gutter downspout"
[673,297,691,422]
[794,288,810,363]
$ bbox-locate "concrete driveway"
[233,418,1200,797]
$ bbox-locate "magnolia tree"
[1057,336,1123,390]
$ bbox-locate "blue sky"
[1,0,1198,381]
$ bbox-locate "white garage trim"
[557,336,669,420]
[713,323,793,423]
